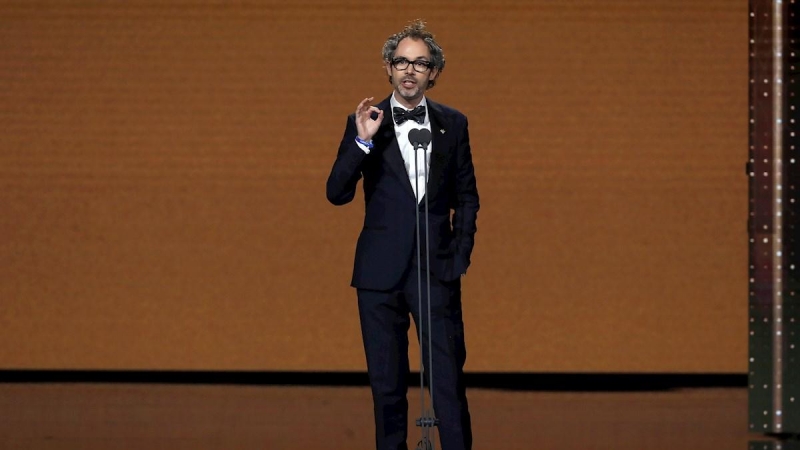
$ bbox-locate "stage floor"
[0,383,772,449]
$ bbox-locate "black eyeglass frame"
[390,57,434,73]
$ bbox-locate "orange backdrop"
[0,0,746,372]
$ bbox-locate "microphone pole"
[409,127,437,450]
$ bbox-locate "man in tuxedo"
[326,20,479,450]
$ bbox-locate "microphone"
[408,128,432,151]
[408,127,435,448]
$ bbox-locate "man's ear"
[428,68,440,83]
[385,61,393,77]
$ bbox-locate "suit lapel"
[375,98,417,199]
[425,100,451,202]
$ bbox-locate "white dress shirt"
[356,93,432,204]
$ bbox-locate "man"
[326,20,479,450]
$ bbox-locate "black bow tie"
[392,105,426,125]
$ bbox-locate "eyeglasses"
[390,57,433,73]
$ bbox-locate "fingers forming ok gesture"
[355,97,384,142]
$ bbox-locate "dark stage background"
[0,0,746,373]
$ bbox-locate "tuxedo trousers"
[356,257,472,450]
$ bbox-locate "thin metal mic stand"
[409,127,436,450]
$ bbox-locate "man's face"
[385,37,439,109]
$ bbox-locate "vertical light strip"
[772,0,785,432]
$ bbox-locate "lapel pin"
[440,129,446,134]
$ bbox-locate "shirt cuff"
[355,140,371,154]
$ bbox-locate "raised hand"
[355,97,384,142]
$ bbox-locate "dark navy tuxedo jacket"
[326,95,479,291]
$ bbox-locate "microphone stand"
[410,128,437,450]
